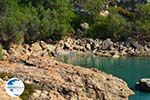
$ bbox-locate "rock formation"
[55,37,150,57]
[0,43,134,100]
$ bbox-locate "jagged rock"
[46,44,56,52]
[136,78,150,92]
[112,53,120,58]
[0,53,134,100]
[30,42,42,52]
[48,91,65,100]
[64,42,71,49]
[86,43,91,51]
[101,39,113,50]
[147,42,150,48]
[74,45,85,51]
[40,41,48,49]
[55,40,65,51]
[94,41,100,49]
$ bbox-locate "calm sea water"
[58,54,150,100]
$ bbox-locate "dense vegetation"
[0,0,150,46]
[0,0,74,45]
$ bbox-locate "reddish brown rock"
[0,54,134,100]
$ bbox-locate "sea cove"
[58,54,150,100]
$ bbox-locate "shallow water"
[58,54,150,100]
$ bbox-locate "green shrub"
[0,0,75,44]
[132,20,150,41]
[117,7,135,18]
[84,0,105,16]
[87,14,128,40]
[20,83,35,100]
[136,4,150,20]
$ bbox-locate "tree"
[87,14,128,40]
[0,0,75,45]
[136,4,150,20]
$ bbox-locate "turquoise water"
[58,54,150,100]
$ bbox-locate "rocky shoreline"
[3,37,150,59]
[55,37,150,57]
[0,40,134,100]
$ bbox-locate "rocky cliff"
[0,43,134,100]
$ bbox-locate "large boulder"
[64,42,71,49]
[40,41,56,52]
[30,42,42,52]
[74,45,85,51]
[136,78,150,92]
[86,43,91,51]
[147,42,150,48]
[101,38,113,50]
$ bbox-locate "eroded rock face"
[55,37,150,57]
[0,51,134,100]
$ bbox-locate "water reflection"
[58,54,150,100]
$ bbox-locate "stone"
[80,22,89,30]
[136,78,150,92]
[86,43,91,51]
[147,42,150,48]
[35,90,42,95]
[100,10,109,16]
[47,44,56,52]
[64,42,71,49]
[31,42,42,52]
[43,91,49,95]
[40,93,49,98]
[40,41,47,49]
[112,53,120,58]
[49,91,65,100]
[32,92,40,98]
[0,41,135,100]
[101,38,113,50]
[94,41,100,48]
[74,45,85,51]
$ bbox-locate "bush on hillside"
[132,20,150,41]
[0,0,74,44]
[136,4,150,20]
[84,0,105,16]
[86,14,128,40]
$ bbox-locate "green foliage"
[71,0,106,33]
[86,3,150,41]
[0,72,13,80]
[84,0,105,16]
[133,20,150,41]
[136,4,150,20]
[113,7,135,18]
[87,14,128,40]
[0,0,150,43]
[20,83,35,100]
[0,0,74,44]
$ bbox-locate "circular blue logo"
[5,78,25,97]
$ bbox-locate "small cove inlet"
[57,54,150,100]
